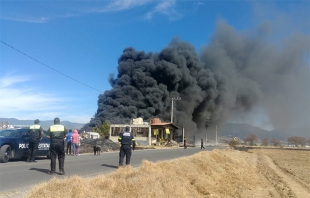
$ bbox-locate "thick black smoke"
[200,21,309,132]
[84,21,309,137]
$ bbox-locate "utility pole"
[205,119,212,145]
[216,125,218,146]
[170,97,181,123]
[182,125,185,143]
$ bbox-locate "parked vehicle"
[0,128,50,163]
[84,132,100,139]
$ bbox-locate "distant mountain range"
[195,123,309,141]
[0,118,85,130]
[217,123,310,141]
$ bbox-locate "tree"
[244,134,258,146]
[287,136,308,147]
[92,121,110,138]
[270,138,282,147]
[261,138,269,146]
[229,138,239,148]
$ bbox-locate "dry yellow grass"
[25,148,310,198]
[26,149,260,198]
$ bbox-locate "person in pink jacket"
[71,129,80,155]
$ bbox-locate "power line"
[0,40,104,93]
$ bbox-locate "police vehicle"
[0,128,50,163]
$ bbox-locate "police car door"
[36,131,50,154]
[15,128,30,158]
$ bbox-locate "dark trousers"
[119,145,132,165]
[27,141,39,161]
[201,144,205,149]
[184,141,187,149]
[66,142,72,155]
[50,142,65,172]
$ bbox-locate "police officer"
[46,117,68,175]
[26,119,44,163]
[118,126,135,167]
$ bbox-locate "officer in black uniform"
[46,117,67,175]
[26,119,44,162]
[118,126,135,167]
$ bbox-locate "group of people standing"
[26,118,204,176]
[65,129,81,155]
[26,117,69,175]
[26,119,137,175]
[183,137,206,149]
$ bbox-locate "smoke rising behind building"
[85,21,309,137]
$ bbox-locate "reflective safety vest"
[118,132,135,145]
[28,124,42,141]
[30,125,41,130]
[48,124,67,143]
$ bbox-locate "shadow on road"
[101,164,118,169]
[29,167,50,174]
[7,157,48,163]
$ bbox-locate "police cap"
[34,119,40,124]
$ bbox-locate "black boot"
[59,157,65,175]
[49,171,55,175]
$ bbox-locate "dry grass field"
[25,148,310,198]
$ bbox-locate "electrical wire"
[0,40,104,93]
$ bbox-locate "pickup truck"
[0,128,50,163]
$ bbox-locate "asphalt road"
[0,147,215,195]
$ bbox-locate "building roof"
[110,122,179,129]
[151,122,179,129]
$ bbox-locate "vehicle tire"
[0,145,11,163]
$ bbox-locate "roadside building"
[109,118,178,146]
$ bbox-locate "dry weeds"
[25,148,310,198]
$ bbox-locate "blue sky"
[0,0,308,126]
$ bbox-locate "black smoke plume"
[84,21,309,137]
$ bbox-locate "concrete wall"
[110,124,151,145]
[110,136,149,146]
